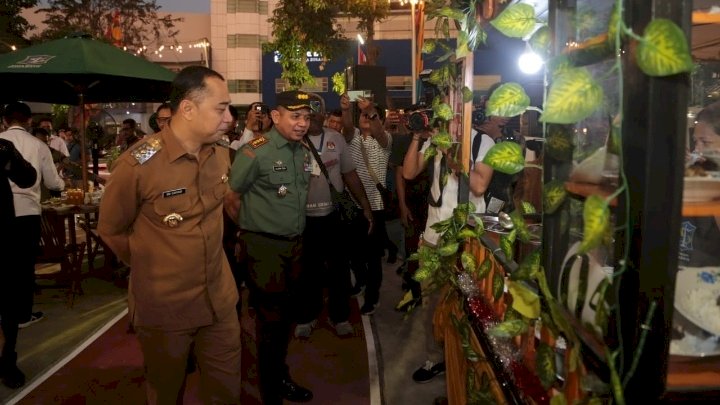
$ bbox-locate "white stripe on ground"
[359,297,382,405]
[6,308,129,405]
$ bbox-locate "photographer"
[231,102,273,150]
[401,105,495,383]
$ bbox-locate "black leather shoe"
[280,378,313,402]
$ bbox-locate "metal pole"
[410,1,417,104]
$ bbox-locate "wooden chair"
[37,209,86,306]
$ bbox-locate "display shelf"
[565,182,720,217]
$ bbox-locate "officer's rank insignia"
[163,213,184,228]
[273,160,287,172]
[249,136,269,149]
[131,138,162,164]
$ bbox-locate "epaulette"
[249,135,269,149]
[130,138,162,164]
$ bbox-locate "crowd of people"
[0,65,525,401]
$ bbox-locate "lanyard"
[312,130,326,153]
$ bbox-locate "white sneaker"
[19,311,45,329]
[294,320,317,338]
[332,321,354,337]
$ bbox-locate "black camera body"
[254,104,270,115]
[407,109,434,132]
[472,108,486,127]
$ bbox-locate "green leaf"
[453,204,470,225]
[437,242,459,257]
[423,145,437,161]
[461,251,477,273]
[434,6,466,21]
[511,249,541,281]
[545,124,574,161]
[456,31,471,58]
[578,195,610,254]
[547,56,574,82]
[529,26,551,57]
[482,142,525,175]
[462,86,474,103]
[490,3,537,39]
[331,72,346,95]
[434,103,454,121]
[477,258,492,279]
[492,271,505,301]
[543,178,568,215]
[485,83,531,118]
[508,281,541,319]
[500,229,516,261]
[550,392,568,405]
[636,19,694,77]
[422,40,436,54]
[521,201,537,214]
[536,342,557,389]
[542,68,604,124]
[510,210,531,243]
[431,131,453,149]
[488,319,529,338]
[456,228,477,241]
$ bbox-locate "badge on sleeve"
[327,141,336,150]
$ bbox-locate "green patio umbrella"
[0,34,176,190]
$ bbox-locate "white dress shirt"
[0,126,65,216]
[48,134,70,157]
[230,127,255,150]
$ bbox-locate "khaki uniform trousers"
[135,309,241,404]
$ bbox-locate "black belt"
[243,230,301,242]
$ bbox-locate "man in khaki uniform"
[98,66,241,404]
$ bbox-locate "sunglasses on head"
[309,100,321,113]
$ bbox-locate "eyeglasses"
[156,117,171,123]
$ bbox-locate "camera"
[407,109,433,132]
[472,107,486,127]
[254,104,269,114]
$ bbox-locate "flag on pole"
[357,44,367,65]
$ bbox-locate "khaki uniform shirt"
[229,127,311,237]
[98,128,238,330]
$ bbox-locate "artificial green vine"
[414,0,693,403]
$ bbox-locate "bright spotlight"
[518,51,543,75]
[357,34,365,45]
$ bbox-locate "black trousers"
[239,231,303,405]
[296,212,351,324]
[349,210,386,306]
[1,215,40,360]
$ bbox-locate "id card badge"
[311,156,322,176]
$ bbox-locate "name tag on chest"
[162,188,187,198]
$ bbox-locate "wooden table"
[40,203,101,303]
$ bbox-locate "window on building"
[226,34,267,49]
[227,0,269,14]
[274,77,328,94]
[228,79,262,94]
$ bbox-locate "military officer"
[97,66,241,404]
[228,90,315,404]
